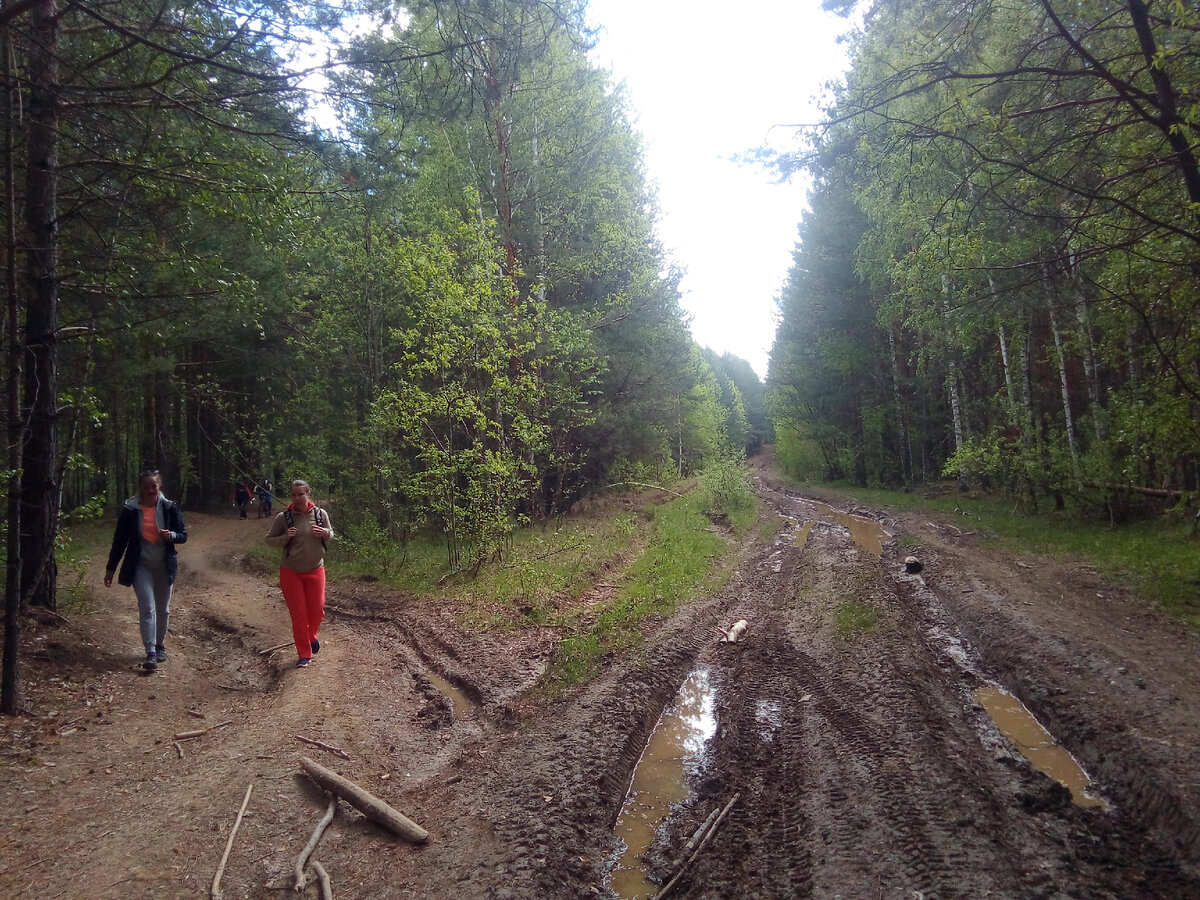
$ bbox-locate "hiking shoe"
[155,646,167,663]
[310,639,320,655]
[144,654,158,671]
[296,657,310,669]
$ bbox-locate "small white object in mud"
[718,619,749,644]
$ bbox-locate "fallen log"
[299,757,429,844]
[210,783,253,900]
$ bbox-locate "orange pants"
[279,566,325,659]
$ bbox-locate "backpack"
[283,506,327,555]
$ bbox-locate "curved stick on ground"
[210,783,253,900]
[299,757,429,844]
[294,792,337,892]
[311,860,333,900]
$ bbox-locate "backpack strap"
[282,506,326,553]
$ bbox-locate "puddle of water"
[793,520,814,548]
[809,501,888,556]
[609,668,717,899]
[426,671,472,721]
[974,685,1107,809]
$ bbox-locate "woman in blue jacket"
[104,470,187,671]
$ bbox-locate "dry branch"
[299,757,429,844]
[311,861,332,900]
[295,792,336,891]
[652,792,739,900]
[259,641,293,656]
[605,481,685,497]
[174,720,232,741]
[210,783,253,900]
[295,734,351,760]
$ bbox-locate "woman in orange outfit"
[265,480,333,668]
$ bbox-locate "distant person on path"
[256,478,273,517]
[234,479,252,519]
[104,469,188,671]
[265,480,334,669]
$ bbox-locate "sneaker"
[310,639,320,655]
[155,646,167,663]
[144,654,158,671]
[296,657,310,669]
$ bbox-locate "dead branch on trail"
[295,792,336,892]
[295,734,351,760]
[311,861,332,899]
[259,641,293,655]
[174,720,232,741]
[210,783,253,900]
[173,742,184,759]
[299,757,429,843]
[652,792,740,900]
[605,481,685,497]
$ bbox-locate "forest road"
[1,457,1199,899]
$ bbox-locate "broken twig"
[295,792,337,892]
[210,783,253,900]
[652,792,739,900]
[295,734,351,760]
[258,641,293,656]
[311,860,332,899]
[174,720,232,741]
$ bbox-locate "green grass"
[834,600,880,638]
[774,476,1200,629]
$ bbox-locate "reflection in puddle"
[426,671,472,721]
[974,685,1107,809]
[809,501,888,556]
[610,668,717,899]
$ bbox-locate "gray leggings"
[132,562,172,654]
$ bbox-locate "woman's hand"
[286,527,298,539]
[104,573,113,588]
[312,525,329,539]
[158,528,172,542]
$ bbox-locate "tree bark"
[18,0,58,610]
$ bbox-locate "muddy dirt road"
[1,458,1198,899]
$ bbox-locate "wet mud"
[2,460,1199,899]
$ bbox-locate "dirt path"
[1,461,1198,899]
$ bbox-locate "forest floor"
[1,451,1199,900]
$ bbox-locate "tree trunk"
[1047,300,1081,488]
[941,276,966,485]
[2,5,24,715]
[18,0,58,610]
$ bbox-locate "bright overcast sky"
[584,1,851,379]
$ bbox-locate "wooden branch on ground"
[652,792,739,900]
[295,792,336,891]
[295,734,351,760]
[258,641,293,656]
[311,861,332,899]
[173,742,183,759]
[210,783,253,900]
[605,481,685,497]
[175,720,232,741]
[299,757,429,844]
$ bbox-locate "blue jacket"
[105,495,187,587]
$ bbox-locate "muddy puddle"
[609,668,717,899]
[975,684,1107,809]
[808,500,889,556]
[427,671,473,720]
